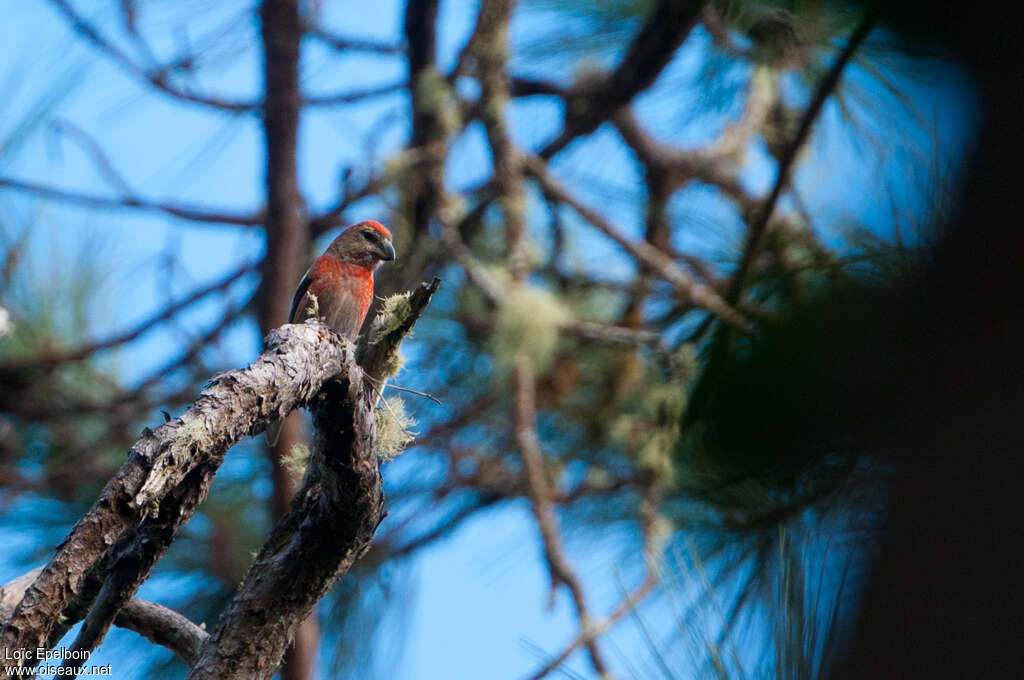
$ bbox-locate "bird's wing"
[318,284,366,340]
[287,266,314,323]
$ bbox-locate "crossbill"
[265,220,396,445]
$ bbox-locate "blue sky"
[0,2,978,679]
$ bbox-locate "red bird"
[265,220,396,445]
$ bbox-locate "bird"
[265,220,396,446]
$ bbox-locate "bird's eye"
[361,230,376,241]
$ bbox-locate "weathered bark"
[258,0,306,342]
[257,2,315,676]
[114,598,208,665]
[405,0,444,238]
[0,321,361,672]
[187,365,380,680]
[187,277,440,679]
[1,567,207,665]
[257,0,309,522]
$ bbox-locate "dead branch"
[1,567,207,665]
[0,260,256,374]
[306,25,403,54]
[612,108,757,213]
[0,177,263,226]
[0,319,370,671]
[403,0,447,246]
[540,0,706,158]
[525,156,750,331]
[523,483,663,680]
[256,19,315,676]
[47,0,258,112]
[513,364,609,676]
[303,80,406,106]
[115,598,208,665]
[563,320,667,352]
[185,277,439,679]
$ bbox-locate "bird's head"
[328,220,396,269]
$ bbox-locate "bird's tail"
[265,418,283,447]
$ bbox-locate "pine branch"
[728,9,880,303]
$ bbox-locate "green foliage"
[634,528,851,680]
[675,265,917,524]
[518,0,656,65]
[0,222,126,504]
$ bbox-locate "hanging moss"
[610,384,686,481]
[483,93,509,126]
[303,291,319,320]
[366,292,414,378]
[414,66,462,137]
[671,343,700,383]
[369,292,413,345]
[374,397,416,462]
[281,442,311,479]
[380,150,416,190]
[491,285,572,375]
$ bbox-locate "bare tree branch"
[0,321,366,671]
[540,0,706,158]
[470,0,530,280]
[524,483,663,680]
[115,598,208,665]
[186,277,440,679]
[306,25,403,54]
[613,111,744,211]
[303,79,406,106]
[308,173,384,236]
[525,156,750,331]
[563,320,667,352]
[0,177,263,226]
[524,575,658,680]
[509,75,566,97]
[0,260,256,374]
[47,0,259,112]
[404,0,444,242]
[255,2,317,675]
[513,364,609,676]
[2,568,207,665]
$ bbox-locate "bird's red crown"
[349,220,392,240]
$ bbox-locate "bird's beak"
[381,241,396,261]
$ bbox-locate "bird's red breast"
[305,255,375,334]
